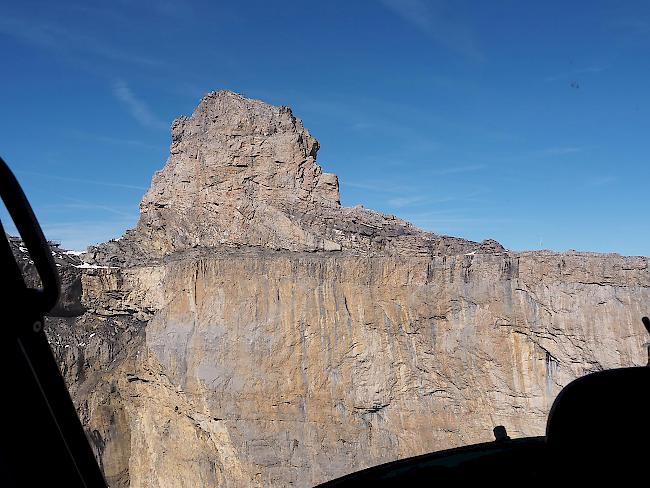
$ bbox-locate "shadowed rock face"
[27,91,648,487]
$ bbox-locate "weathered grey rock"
[21,91,648,487]
[9,238,86,317]
[88,91,502,265]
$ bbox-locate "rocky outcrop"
[15,91,647,487]
[10,237,86,317]
[88,91,501,266]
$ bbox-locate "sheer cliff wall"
[38,249,648,487]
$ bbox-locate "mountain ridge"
[10,90,648,487]
[88,90,503,266]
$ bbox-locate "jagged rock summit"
[90,90,502,264]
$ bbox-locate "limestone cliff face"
[41,250,649,487]
[25,91,649,487]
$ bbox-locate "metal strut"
[0,156,107,487]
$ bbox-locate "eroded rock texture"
[21,91,648,487]
[88,91,501,265]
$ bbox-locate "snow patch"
[64,250,85,256]
[75,263,118,269]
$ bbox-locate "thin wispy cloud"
[387,195,435,208]
[66,129,163,151]
[430,163,486,176]
[584,175,616,188]
[344,171,488,205]
[350,121,376,131]
[113,0,195,19]
[112,80,168,131]
[417,216,515,227]
[390,206,518,239]
[0,16,163,68]
[544,66,607,83]
[299,97,427,144]
[404,213,516,228]
[387,195,466,208]
[17,170,148,191]
[537,146,585,156]
[44,200,139,219]
[297,92,513,151]
[147,0,194,18]
[342,180,412,193]
[609,18,650,36]
[379,0,484,61]
[387,188,486,209]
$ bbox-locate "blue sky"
[1,0,649,255]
